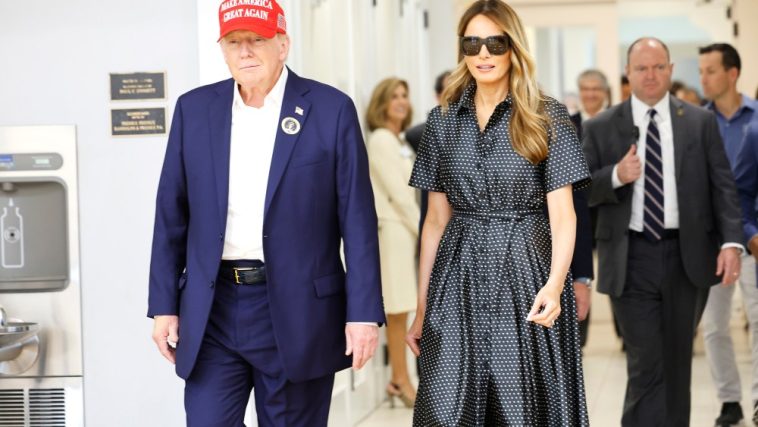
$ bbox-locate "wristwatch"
[574,277,592,288]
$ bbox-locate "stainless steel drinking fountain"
[0,306,40,377]
[0,126,83,426]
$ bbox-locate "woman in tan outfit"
[366,77,420,407]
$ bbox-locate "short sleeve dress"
[409,83,591,426]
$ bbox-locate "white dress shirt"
[222,67,288,261]
[612,93,679,231]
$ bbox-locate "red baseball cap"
[218,0,287,41]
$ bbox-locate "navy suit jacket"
[568,112,593,280]
[735,119,758,245]
[148,69,386,382]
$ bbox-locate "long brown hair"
[442,0,549,164]
[366,78,413,132]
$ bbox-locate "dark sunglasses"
[460,35,511,56]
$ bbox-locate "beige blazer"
[366,128,420,238]
[366,128,419,313]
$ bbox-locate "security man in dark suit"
[582,37,743,427]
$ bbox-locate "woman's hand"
[527,282,563,328]
[406,314,424,357]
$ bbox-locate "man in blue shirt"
[699,42,758,427]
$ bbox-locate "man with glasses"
[698,42,758,427]
[147,1,384,425]
[583,37,743,426]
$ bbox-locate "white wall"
[0,1,198,426]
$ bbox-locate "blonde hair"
[442,0,549,164]
[366,78,413,132]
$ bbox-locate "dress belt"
[219,259,266,285]
[452,209,542,220]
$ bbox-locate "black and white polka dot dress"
[409,83,591,426]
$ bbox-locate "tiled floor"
[358,287,757,426]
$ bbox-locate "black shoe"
[715,401,743,426]
[752,400,758,425]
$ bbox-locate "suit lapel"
[670,96,688,181]
[209,79,234,225]
[264,69,312,219]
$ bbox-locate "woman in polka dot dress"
[406,1,591,425]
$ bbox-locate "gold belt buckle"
[233,267,253,285]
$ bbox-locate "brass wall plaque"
[110,72,166,101]
[111,108,166,136]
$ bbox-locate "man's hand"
[716,247,741,286]
[617,144,641,184]
[152,315,179,364]
[573,282,591,321]
[345,324,378,370]
[749,236,758,263]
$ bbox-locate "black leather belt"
[219,260,266,285]
[630,229,679,240]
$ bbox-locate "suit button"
[219,233,223,240]
[209,281,215,288]
[263,235,268,239]
[476,162,483,169]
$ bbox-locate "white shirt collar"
[232,66,289,111]
[631,92,671,124]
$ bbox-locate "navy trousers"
[184,271,335,427]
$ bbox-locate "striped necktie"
[643,109,664,241]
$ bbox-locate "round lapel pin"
[281,117,301,135]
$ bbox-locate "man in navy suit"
[147,1,385,425]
